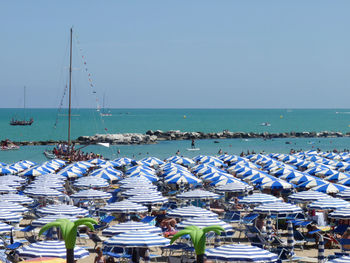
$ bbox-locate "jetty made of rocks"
[12,130,350,146]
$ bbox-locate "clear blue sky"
[1,0,350,108]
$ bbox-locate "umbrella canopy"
[254,202,302,215]
[177,216,232,231]
[102,221,162,236]
[177,189,219,200]
[0,201,28,213]
[167,206,217,218]
[0,222,13,233]
[128,193,168,205]
[308,198,350,210]
[0,185,17,193]
[121,188,161,197]
[17,240,89,260]
[165,173,201,185]
[216,182,253,193]
[288,191,330,203]
[238,193,280,205]
[0,193,34,204]
[260,180,294,190]
[100,201,148,213]
[70,189,112,200]
[311,183,348,194]
[297,179,327,189]
[329,207,350,219]
[74,177,109,188]
[205,244,278,262]
[31,215,77,227]
[0,210,23,223]
[89,168,121,182]
[328,256,350,263]
[337,190,350,201]
[103,230,170,247]
[36,205,89,217]
[24,188,63,198]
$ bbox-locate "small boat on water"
[260,122,271,127]
[10,87,34,126]
[1,140,19,151]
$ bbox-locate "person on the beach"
[94,247,106,263]
[176,150,180,155]
[218,149,223,154]
[191,139,195,149]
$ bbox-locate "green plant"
[170,225,224,263]
[39,218,98,263]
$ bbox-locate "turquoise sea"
[1,108,350,163]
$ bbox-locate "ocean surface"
[1,108,350,163]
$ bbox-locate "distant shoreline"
[11,130,349,146]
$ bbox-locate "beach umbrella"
[177,189,219,200]
[311,183,348,194]
[210,177,240,186]
[100,201,148,214]
[0,185,17,193]
[0,175,26,183]
[0,202,28,213]
[139,157,164,167]
[99,160,124,168]
[205,244,278,262]
[89,168,121,182]
[215,182,253,193]
[329,207,350,220]
[254,202,302,215]
[0,210,23,223]
[74,177,109,188]
[0,193,34,205]
[32,215,77,227]
[238,193,281,205]
[56,170,81,178]
[328,256,350,263]
[17,241,89,260]
[24,188,63,198]
[318,235,325,263]
[125,165,155,175]
[128,172,158,183]
[337,177,350,187]
[308,198,350,210]
[0,167,16,175]
[325,172,350,182]
[297,179,327,189]
[165,173,201,185]
[250,176,275,186]
[27,182,64,191]
[288,191,329,203]
[260,180,294,190]
[128,193,168,205]
[89,158,107,165]
[70,189,112,200]
[167,206,217,218]
[278,170,305,181]
[102,221,162,237]
[114,157,135,166]
[103,230,170,247]
[36,205,89,217]
[119,181,157,190]
[290,175,318,185]
[121,188,161,197]
[194,165,222,176]
[177,216,232,231]
[337,189,350,201]
[23,167,49,176]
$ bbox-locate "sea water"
[1,108,350,163]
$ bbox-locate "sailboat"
[44,28,108,161]
[9,86,34,126]
[100,93,112,117]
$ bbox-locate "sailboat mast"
[23,86,26,121]
[68,28,73,148]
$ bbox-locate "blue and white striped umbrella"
[121,188,161,197]
[70,189,112,200]
[32,215,77,227]
[201,158,224,167]
[337,177,350,187]
[165,173,201,185]
[0,210,23,223]
[297,179,327,189]
[308,198,350,210]
[139,157,164,167]
[0,202,28,214]
[24,187,63,198]
[37,205,89,217]
[0,185,17,193]
[89,158,107,165]
[254,202,302,215]
[311,183,349,194]
[120,181,157,190]
[0,193,33,205]
[17,240,89,259]
[27,182,64,191]
[325,172,350,182]
[260,180,294,190]
[171,157,195,167]
[0,175,26,183]
[114,157,135,166]
[205,244,278,262]
[90,168,121,182]
[193,165,222,176]
[22,167,50,176]
[102,221,162,237]
[177,216,232,231]
[329,207,350,219]
[119,176,154,184]
[290,175,318,185]
[99,160,124,168]
[288,191,330,203]
[74,177,109,188]
[337,189,350,200]
[104,231,170,247]
[328,256,350,263]
[278,170,306,181]
[128,193,168,205]
[177,189,219,200]
[0,167,16,175]
[167,206,217,218]
[100,201,148,213]
[238,193,281,205]
[0,222,13,233]
[126,165,155,175]
[128,172,159,183]
[216,182,253,193]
